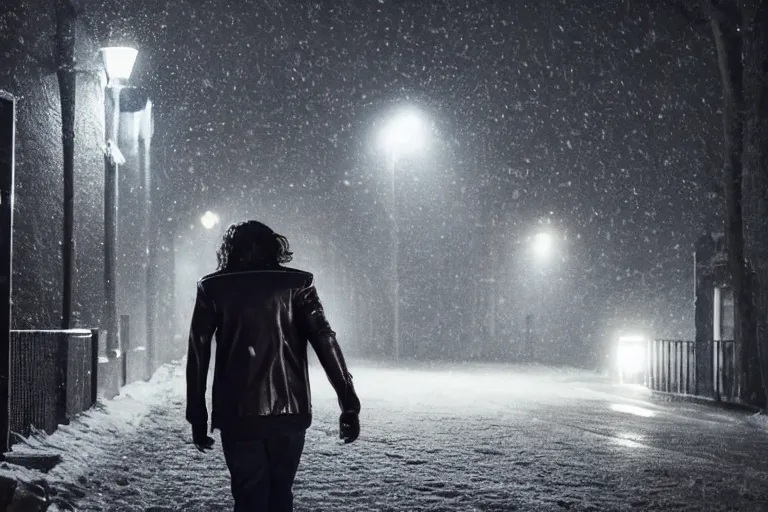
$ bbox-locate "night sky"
[105,0,726,355]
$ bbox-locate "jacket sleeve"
[296,278,361,415]
[185,281,216,426]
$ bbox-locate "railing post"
[686,342,691,394]
[733,340,740,401]
[676,341,683,393]
[674,341,679,393]
[660,340,669,393]
[645,339,651,388]
[120,315,130,386]
[657,340,662,392]
[90,329,99,405]
[692,341,696,394]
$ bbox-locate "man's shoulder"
[277,267,314,288]
[199,268,313,288]
[197,271,223,288]
[279,266,313,279]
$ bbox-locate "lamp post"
[528,230,558,363]
[379,109,427,362]
[101,46,137,358]
[56,1,76,330]
[139,99,154,377]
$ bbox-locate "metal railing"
[646,339,696,395]
[9,329,98,440]
[645,338,747,405]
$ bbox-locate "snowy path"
[13,361,768,511]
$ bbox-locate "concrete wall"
[0,0,106,331]
[0,1,170,352]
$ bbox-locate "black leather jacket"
[185,267,360,433]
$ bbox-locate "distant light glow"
[610,403,655,418]
[616,335,646,375]
[200,211,220,229]
[532,232,554,258]
[380,109,427,157]
[100,47,138,83]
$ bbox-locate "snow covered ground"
[4,360,768,511]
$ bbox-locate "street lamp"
[101,46,137,358]
[380,110,427,157]
[200,211,220,230]
[379,108,428,362]
[615,334,647,385]
[532,232,554,260]
[526,230,558,363]
[101,47,138,84]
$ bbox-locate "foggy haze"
[82,1,723,364]
[132,1,720,369]
[6,1,768,510]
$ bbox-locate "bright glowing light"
[200,211,220,229]
[610,403,655,418]
[532,232,554,258]
[100,47,138,83]
[380,109,427,157]
[616,337,645,375]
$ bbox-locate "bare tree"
[740,0,768,406]
[666,0,767,405]
[705,0,762,404]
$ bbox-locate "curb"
[649,390,763,414]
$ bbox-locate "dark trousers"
[221,431,306,512]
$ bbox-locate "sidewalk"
[0,363,183,511]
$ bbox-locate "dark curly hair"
[216,220,293,272]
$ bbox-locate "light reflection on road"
[610,402,656,418]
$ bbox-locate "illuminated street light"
[380,109,427,157]
[532,232,554,259]
[616,334,647,384]
[100,46,138,359]
[378,107,429,362]
[200,211,220,230]
[526,230,558,363]
[100,47,138,84]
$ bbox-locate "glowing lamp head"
[532,232,554,259]
[100,47,138,84]
[616,335,646,375]
[380,110,427,157]
[200,211,220,230]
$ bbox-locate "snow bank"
[0,362,182,508]
[747,411,768,430]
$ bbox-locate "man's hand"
[340,412,360,444]
[192,424,215,452]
